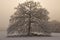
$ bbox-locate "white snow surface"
[0,31,60,40]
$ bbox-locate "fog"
[0,0,60,30]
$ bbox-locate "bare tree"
[7,1,49,36]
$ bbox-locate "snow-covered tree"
[7,1,49,36]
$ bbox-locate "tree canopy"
[7,1,49,36]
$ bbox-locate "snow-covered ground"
[0,31,60,40]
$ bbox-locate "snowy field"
[0,31,60,40]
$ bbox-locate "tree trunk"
[28,11,31,36]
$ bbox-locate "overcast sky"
[0,0,60,30]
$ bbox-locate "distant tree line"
[47,20,60,33]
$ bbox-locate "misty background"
[0,0,60,31]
